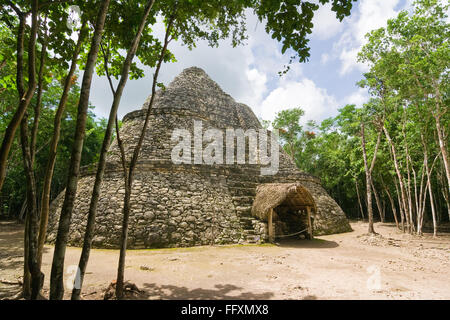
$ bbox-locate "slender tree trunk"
[434,115,450,191]
[436,164,450,221]
[417,153,428,235]
[115,13,175,299]
[0,6,37,192]
[20,114,44,300]
[382,178,398,229]
[383,125,411,233]
[37,21,87,271]
[365,174,375,233]
[394,177,405,232]
[405,158,414,232]
[426,165,437,237]
[50,0,111,300]
[418,156,427,234]
[23,210,31,299]
[441,173,450,221]
[361,124,381,234]
[71,0,156,300]
[370,179,384,222]
[402,112,415,233]
[422,147,440,237]
[23,23,49,299]
[355,179,365,220]
[30,18,48,166]
[434,189,440,225]
[435,189,441,224]
[417,145,431,236]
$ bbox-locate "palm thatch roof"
[251,183,316,221]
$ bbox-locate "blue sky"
[88,0,413,125]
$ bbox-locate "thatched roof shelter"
[251,183,316,221]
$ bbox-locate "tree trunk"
[417,153,428,235]
[360,124,381,234]
[365,174,374,233]
[37,21,87,271]
[436,163,450,222]
[23,22,49,299]
[49,0,111,300]
[434,114,450,191]
[402,112,415,234]
[426,166,437,237]
[71,0,156,300]
[394,177,405,231]
[115,13,175,299]
[370,179,384,222]
[383,125,411,233]
[0,4,38,192]
[30,18,48,166]
[355,179,365,220]
[441,176,450,222]
[382,179,398,229]
[23,211,31,299]
[423,149,440,237]
[20,115,44,300]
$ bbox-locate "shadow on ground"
[0,222,25,272]
[141,283,275,300]
[0,221,24,299]
[275,238,339,249]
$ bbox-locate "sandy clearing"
[1,221,449,300]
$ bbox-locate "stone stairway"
[228,179,264,244]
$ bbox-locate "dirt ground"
[1,221,449,300]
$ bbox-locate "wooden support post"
[268,208,274,243]
[306,206,313,240]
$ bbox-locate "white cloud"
[88,11,296,119]
[86,2,415,125]
[311,2,345,40]
[343,87,368,108]
[332,0,404,75]
[339,47,363,75]
[257,78,339,124]
[240,68,268,108]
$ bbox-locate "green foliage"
[0,80,107,218]
[273,107,305,151]
[262,0,449,222]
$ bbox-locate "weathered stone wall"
[48,168,243,248]
[47,67,351,249]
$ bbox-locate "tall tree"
[37,21,88,271]
[71,0,157,300]
[114,13,175,298]
[50,0,111,300]
[360,106,382,234]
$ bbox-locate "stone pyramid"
[47,67,351,248]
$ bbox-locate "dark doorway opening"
[273,202,309,239]
[251,183,316,243]
[273,199,313,239]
